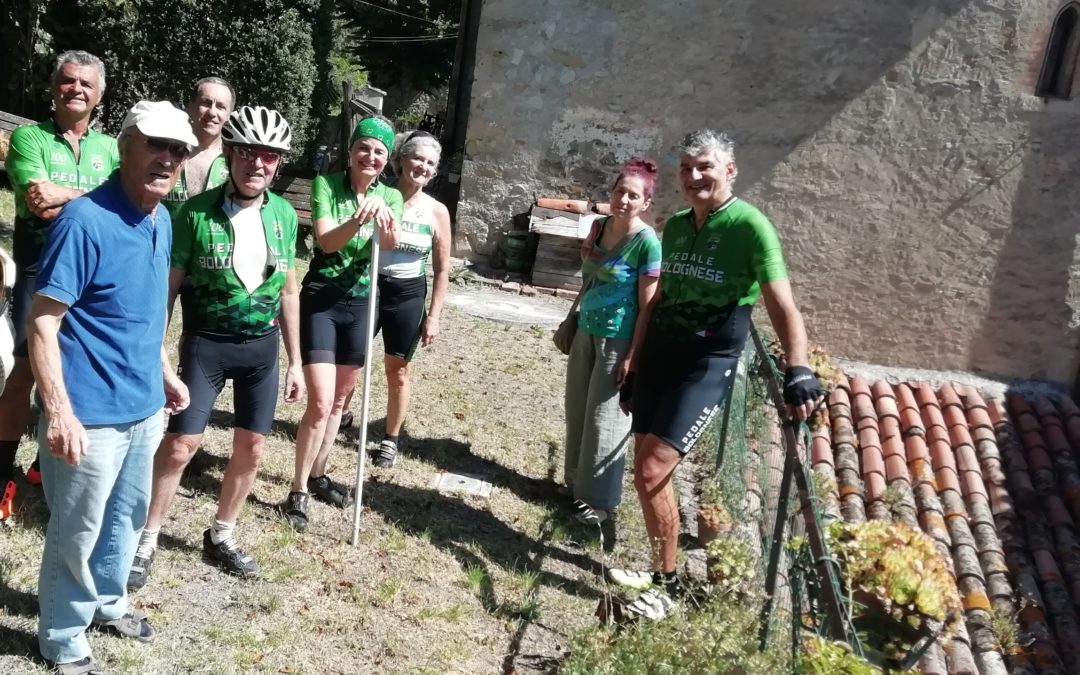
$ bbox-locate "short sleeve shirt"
[5,120,119,268]
[34,176,169,425]
[652,198,788,338]
[171,187,298,337]
[579,221,661,339]
[303,171,404,298]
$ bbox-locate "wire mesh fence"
[700,325,854,669]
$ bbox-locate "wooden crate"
[527,205,599,291]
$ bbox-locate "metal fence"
[704,325,854,666]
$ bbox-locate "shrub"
[561,590,790,675]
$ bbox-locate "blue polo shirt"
[35,174,170,425]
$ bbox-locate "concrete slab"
[430,470,493,499]
[446,289,566,327]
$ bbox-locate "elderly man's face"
[52,62,103,116]
[121,129,188,202]
[226,144,281,198]
[187,83,233,140]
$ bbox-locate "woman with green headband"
[281,114,403,531]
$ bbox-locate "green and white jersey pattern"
[5,120,119,267]
[653,198,788,338]
[304,171,404,298]
[379,197,435,279]
[163,154,229,218]
[172,186,298,337]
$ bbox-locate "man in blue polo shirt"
[27,100,194,675]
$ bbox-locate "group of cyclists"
[2,52,452,590]
[3,48,825,674]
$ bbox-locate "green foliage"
[339,0,460,111]
[562,590,790,675]
[798,636,881,675]
[825,520,963,665]
[705,536,756,597]
[22,0,319,159]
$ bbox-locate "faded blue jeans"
[37,409,163,664]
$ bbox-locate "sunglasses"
[145,137,190,160]
[233,146,282,165]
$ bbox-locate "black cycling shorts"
[376,274,426,362]
[167,330,280,435]
[11,269,34,358]
[631,336,739,455]
[300,284,372,366]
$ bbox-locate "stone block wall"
[456,0,1080,384]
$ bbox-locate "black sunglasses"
[145,137,190,160]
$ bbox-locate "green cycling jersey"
[171,186,298,336]
[163,154,229,218]
[5,119,119,268]
[303,171,404,298]
[652,197,788,340]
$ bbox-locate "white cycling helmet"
[222,105,292,151]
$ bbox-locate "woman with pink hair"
[562,158,662,524]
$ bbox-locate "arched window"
[1037,3,1080,99]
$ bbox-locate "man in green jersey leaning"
[128,106,304,589]
[609,129,824,620]
[0,50,119,521]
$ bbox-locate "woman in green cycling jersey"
[282,116,402,530]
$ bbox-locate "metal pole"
[351,225,381,546]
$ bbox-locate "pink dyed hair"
[614,157,659,200]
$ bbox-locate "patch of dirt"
[0,278,656,675]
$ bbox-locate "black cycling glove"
[783,366,823,407]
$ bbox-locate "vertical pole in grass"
[351,226,381,546]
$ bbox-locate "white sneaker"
[606,568,655,591]
[624,588,677,621]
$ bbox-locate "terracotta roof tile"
[813,377,1080,673]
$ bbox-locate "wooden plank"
[532,270,582,290]
[538,235,580,250]
[0,110,34,131]
[273,176,313,189]
[530,219,578,237]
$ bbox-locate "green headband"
[350,117,395,153]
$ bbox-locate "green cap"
[350,117,395,153]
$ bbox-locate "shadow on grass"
[0,583,37,620]
[365,480,601,604]
[0,623,38,661]
[402,436,568,512]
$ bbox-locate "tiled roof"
[810,375,1080,675]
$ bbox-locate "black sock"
[651,571,664,587]
[663,571,681,597]
[385,434,399,444]
[0,441,18,483]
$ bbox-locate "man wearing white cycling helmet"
[128,106,303,588]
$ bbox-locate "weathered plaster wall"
[457,0,1080,384]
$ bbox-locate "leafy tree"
[0,0,51,117]
[24,0,319,159]
[338,0,460,115]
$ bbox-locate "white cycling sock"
[209,519,236,545]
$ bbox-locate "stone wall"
[456,0,1080,384]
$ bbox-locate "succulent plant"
[798,635,882,674]
[698,501,733,530]
[823,521,963,665]
[705,536,757,597]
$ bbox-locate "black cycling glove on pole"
[783,366,823,407]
